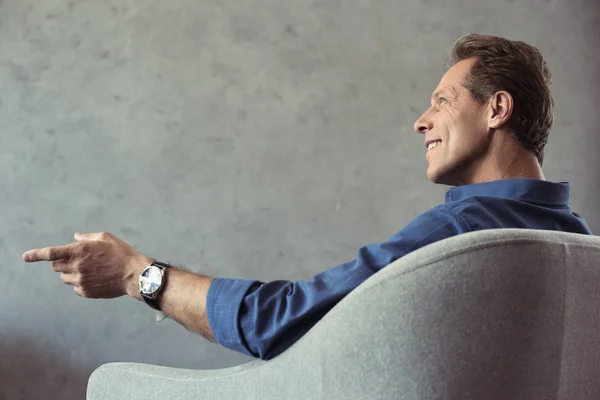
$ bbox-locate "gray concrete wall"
[1,0,599,398]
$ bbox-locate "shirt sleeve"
[206,207,470,359]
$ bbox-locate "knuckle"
[54,261,66,272]
[73,261,83,273]
[74,242,88,257]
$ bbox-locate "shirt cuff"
[206,277,259,356]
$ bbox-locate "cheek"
[447,112,483,145]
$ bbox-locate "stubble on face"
[422,60,490,186]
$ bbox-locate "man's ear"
[488,91,514,129]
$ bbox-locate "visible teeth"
[428,141,441,151]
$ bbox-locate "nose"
[413,108,433,134]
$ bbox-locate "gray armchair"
[87,228,600,399]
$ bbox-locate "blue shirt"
[206,178,592,360]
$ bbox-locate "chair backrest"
[87,229,600,400]
[259,228,600,399]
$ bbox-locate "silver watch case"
[139,264,166,299]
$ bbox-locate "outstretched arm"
[23,208,468,360]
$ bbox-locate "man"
[23,34,592,360]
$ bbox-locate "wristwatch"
[139,260,171,311]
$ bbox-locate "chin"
[427,166,456,186]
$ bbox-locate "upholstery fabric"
[87,229,600,400]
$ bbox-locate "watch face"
[140,266,163,295]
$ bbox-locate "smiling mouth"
[427,140,442,152]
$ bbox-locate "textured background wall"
[1,0,599,398]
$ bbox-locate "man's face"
[413,58,491,186]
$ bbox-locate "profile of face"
[413,58,493,186]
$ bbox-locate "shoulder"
[385,204,472,248]
[408,204,472,233]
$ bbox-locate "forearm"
[159,268,215,340]
[126,255,215,341]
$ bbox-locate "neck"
[457,132,545,185]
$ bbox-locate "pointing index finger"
[23,244,76,262]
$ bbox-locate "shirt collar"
[444,178,571,207]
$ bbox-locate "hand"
[23,232,153,299]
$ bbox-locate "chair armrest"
[87,360,269,400]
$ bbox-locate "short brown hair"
[448,34,554,166]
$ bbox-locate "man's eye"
[439,97,448,103]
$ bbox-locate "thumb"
[74,232,92,241]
